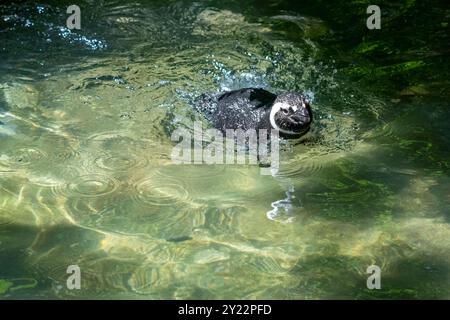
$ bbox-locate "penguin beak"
[290,108,310,124]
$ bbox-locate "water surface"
[0,0,449,299]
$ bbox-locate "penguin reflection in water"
[193,87,313,139]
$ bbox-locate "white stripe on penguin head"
[269,102,299,135]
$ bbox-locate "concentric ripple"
[54,174,119,198]
[132,172,190,207]
[275,152,343,179]
[85,131,148,150]
[0,147,47,167]
[93,153,148,172]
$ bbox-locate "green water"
[0,0,449,299]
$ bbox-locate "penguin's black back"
[194,88,276,132]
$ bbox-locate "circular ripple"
[93,153,148,172]
[0,147,47,167]
[54,174,119,198]
[85,131,149,150]
[275,152,337,179]
[133,172,190,207]
[69,176,118,197]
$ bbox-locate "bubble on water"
[55,26,107,50]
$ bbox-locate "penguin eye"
[281,109,289,115]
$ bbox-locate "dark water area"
[0,0,449,299]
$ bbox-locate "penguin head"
[269,92,312,136]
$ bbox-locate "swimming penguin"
[193,88,312,139]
